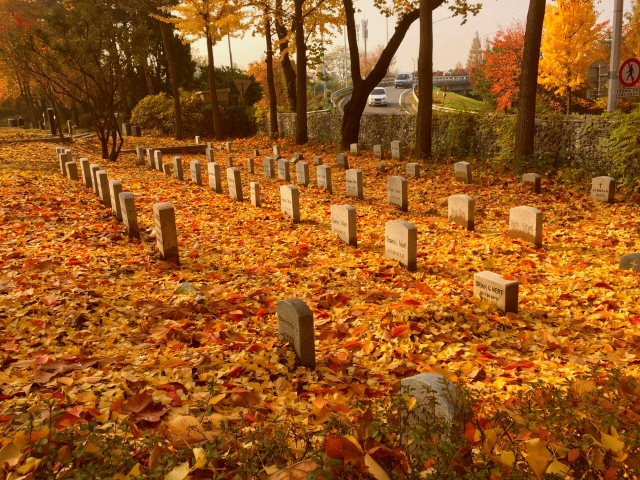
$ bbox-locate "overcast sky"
[193,0,631,74]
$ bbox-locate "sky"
[193,0,632,75]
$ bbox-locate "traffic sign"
[619,58,640,87]
[233,79,251,97]
[617,87,640,98]
[587,60,609,88]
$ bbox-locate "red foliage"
[484,23,525,112]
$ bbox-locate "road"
[338,87,415,115]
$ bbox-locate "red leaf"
[476,344,489,352]
[343,341,362,350]
[226,366,244,378]
[568,448,580,463]
[464,422,476,443]
[631,316,640,326]
[392,325,410,337]
[325,436,344,459]
[595,282,613,290]
[604,468,617,480]
[247,343,261,352]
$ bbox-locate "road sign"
[619,58,640,87]
[617,87,640,98]
[233,79,251,97]
[587,60,609,88]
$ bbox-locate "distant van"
[395,73,413,89]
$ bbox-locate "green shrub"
[607,106,640,192]
[431,110,477,159]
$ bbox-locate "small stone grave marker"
[377,163,386,173]
[153,202,179,264]
[131,126,141,137]
[391,140,402,160]
[68,120,74,135]
[277,299,315,369]
[313,156,323,166]
[109,180,123,221]
[387,176,408,212]
[173,156,184,181]
[66,162,78,181]
[509,206,543,246]
[331,204,357,246]
[80,159,92,188]
[448,195,475,231]
[162,163,171,176]
[264,157,275,178]
[226,141,232,152]
[119,192,140,239]
[227,167,243,201]
[278,159,290,182]
[247,157,254,174]
[336,153,349,170]
[350,143,360,156]
[250,182,260,207]
[522,173,541,193]
[208,162,222,193]
[296,162,310,186]
[373,145,383,159]
[591,176,615,203]
[406,162,420,178]
[346,169,364,200]
[253,148,259,157]
[136,146,145,165]
[474,271,518,313]
[454,161,472,184]
[226,156,233,168]
[122,123,132,136]
[146,148,154,168]
[291,153,302,164]
[385,220,417,271]
[96,171,111,208]
[273,145,280,157]
[195,136,200,144]
[317,165,332,193]
[154,150,163,171]
[90,164,101,195]
[206,147,214,163]
[190,161,202,186]
[620,253,640,272]
[280,185,300,223]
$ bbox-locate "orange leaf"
[343,341,362,350]
[392,325,410,337]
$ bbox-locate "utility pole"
[227,33,233,69]
[607,0,623,112]
[322,33,327,109]
[362,18,368,63]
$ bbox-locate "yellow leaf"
[498,450,515,466]
[192,447,206,471]
[0,442,21,468]
[526,453,549,479]
[264,465,279,475]
[165,461,190,480]
[208,393,226,405]
[364,453,390,480]
[526,438,552,460]
[344,434,363,453]
[16,456,42,475]
[546,459,569,475]
[601,432,624,453]
[571,380,596,395]
[404,396,417,411]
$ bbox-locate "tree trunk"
[514,0,546,165]
[143,63,155,95]
[206,31,224,140]
[159,20,183,140]
[416,0,433,161]
[265,10,279,135]
[566,86,571,115]
[275,0,297,111]
[294,0,308,144]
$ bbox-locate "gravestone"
[280,185,300,223]
[67,120,74,135]
[90,164,101,195]
[448,195,475,231]
[207,142,213,150]
[208,162,222,193]
[296,162,310,186]
[153,202,180,264]
[291,153,303,164]
[109,180,123,221]
[206,147,214,163]
[264,157,275,178]
[273,145,280,158]
[406,162,420,178]
[474,271,518,313]
[317,165,332,193]
[277,299,315,369]
[226,141,232,152]
[195,136,200,144]
[173,157,184,181]
[350,143,360,156]
[253,148,259,157]
[522,173,541,193]
[154,150,163,171]
[250,182,260,207]
[387,176,408,212]
[313,156,323,166]
[131,126,141,137]
[376,163,386,173]
[226,156,233,168]
[80,159,92,188]
[122,123,132,136]
[59,151,71,176]
[391,140,402,160]
[247,157,254,174]
[509,206,543,246]
[620,253,640,272]
[331,204,357,247]
[119,192,140,239]
[162,163,172,176]
[278,159,290,182]
[96,171,111,208]
[190,161,202,186]
[346,169,364,200]
[136,146,145,165]
[46,108,56,135]
[147,148,154,168]
[373,145,383,159]
[336,153,349,170]
[454,161,472,184]
[66,162,79,181]
[385,220,417,271]
[591,176,615,203]
[227,167,243,201]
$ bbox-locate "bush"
[607,106,640,192]
[131,90,256,138]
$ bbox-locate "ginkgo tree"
[158,0,246,141]
[538,0,605,114]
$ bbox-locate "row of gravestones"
[121,123,142,137]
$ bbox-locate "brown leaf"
[266,460,321,480]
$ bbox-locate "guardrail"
[329,78,397,111]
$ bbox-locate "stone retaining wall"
[262,112,613,168]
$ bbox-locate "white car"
[368,87,387,106]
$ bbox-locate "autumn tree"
[538,0,605,114]
[514,0,546,165]
[466,31,482,71]
[483,23,525,112]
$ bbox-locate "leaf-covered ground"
[0,130,639,474]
